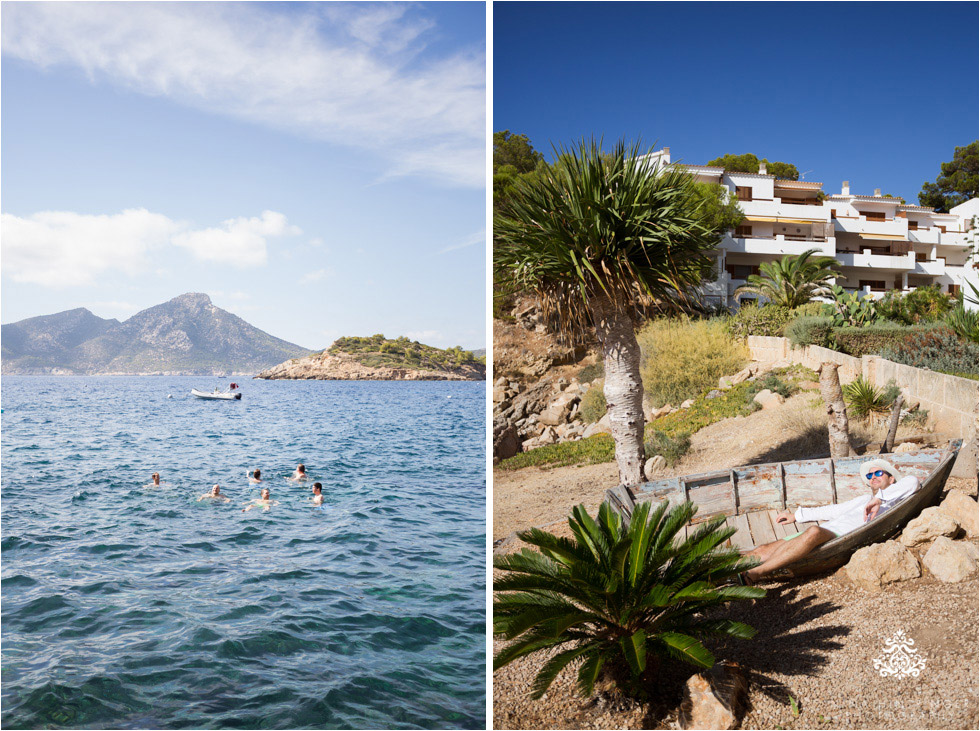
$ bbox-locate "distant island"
[0,293,313,375]
[256,334,486,381]
[2,295,486,380]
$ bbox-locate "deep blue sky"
[493,1,979,202]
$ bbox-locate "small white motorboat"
[191,383,242,400]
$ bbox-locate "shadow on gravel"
[712,581,850,705]
[746,429,831,466]
[635,580,849,729]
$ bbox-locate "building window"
[908,220,918,230]
[949,284,961,296]
[726,264,760,280]
[735,186,753,201]
[859,280,886,292]
[863,211,886,221]
[735,225,753,238]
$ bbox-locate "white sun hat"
[859,458,904,487]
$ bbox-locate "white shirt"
[793,475,921,537]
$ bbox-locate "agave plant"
[733,248,839,309]
[494,500,764,699]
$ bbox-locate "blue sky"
[493,2,978,203]
[2,1,486,351]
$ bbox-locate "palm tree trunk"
[818,362,855,459]
[590,292,646,487]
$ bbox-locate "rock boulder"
[844,540,920,591]
[939,491,979,538]
[922,537,979,583]
[900,507,959,547]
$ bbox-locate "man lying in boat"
[737,459,920,585]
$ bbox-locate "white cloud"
[1,2,485,188]
[300,268,330,284]
[1,208,300,286]
[173,211,300,265]
[0,208,177,287]
[439,229,485,254]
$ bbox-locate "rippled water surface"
[1,377,486,729]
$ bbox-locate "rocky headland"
[256,348,484,380]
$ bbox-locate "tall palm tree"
[733,248,839,308]
[494,139,732,486]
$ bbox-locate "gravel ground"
[492,390,980,729]
[493,564,979,730]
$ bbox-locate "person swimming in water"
[311,483,323,506]
[243,488,279,512]
[289,464,308,482]
[198,484,231,502]
[248,468,263,484]
[144,472,166,488]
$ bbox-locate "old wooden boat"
[604,440,963,578]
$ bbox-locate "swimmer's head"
[211,484,221,496]
[252,468,261,479]
[297,464,306,474]
[261,488,271,499]
[152,472,160,483]
[313,483,322,494]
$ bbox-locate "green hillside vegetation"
[330,334,482,371]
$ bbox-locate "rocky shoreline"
[255,349,485,381]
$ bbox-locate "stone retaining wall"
[748,335,979,478]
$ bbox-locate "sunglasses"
[865,469,888,480]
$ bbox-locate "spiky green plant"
[945,303,979,343]
[493,500,764,699]
[842,376,896,419]
[733,249,839,308]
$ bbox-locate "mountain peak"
[170,292,212,306]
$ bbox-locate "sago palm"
[494,139,732,485]
[734,249,839,308]
[494,500,764,699]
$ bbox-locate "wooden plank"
[729,513,754,551]
[797,521,819,531]
[731,469,739,515]
[735,464,783,512]
[718,518,732,548]
[783,458,834,507]
[779,463,787,509]
[829,458,838,505]
[769,509,797,539]
[748,510,778,546]
[687,481,735,523]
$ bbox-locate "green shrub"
[577,361,604,384]
[748,373,793,399]
[638,318,749,408]
[879,327,980,376]
[493,501,764,699]
[901,408,929,427]
[785,316,835,348]
[644,430,692,466]
[578,382,607,424]
[497,434,616,471]
[830,324,928,357]
[878,285,954,325]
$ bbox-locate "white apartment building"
[644,148,979,309]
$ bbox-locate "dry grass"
[638,318,749,408]
[776,397,923,458]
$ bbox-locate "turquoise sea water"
[1,376,486,729]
